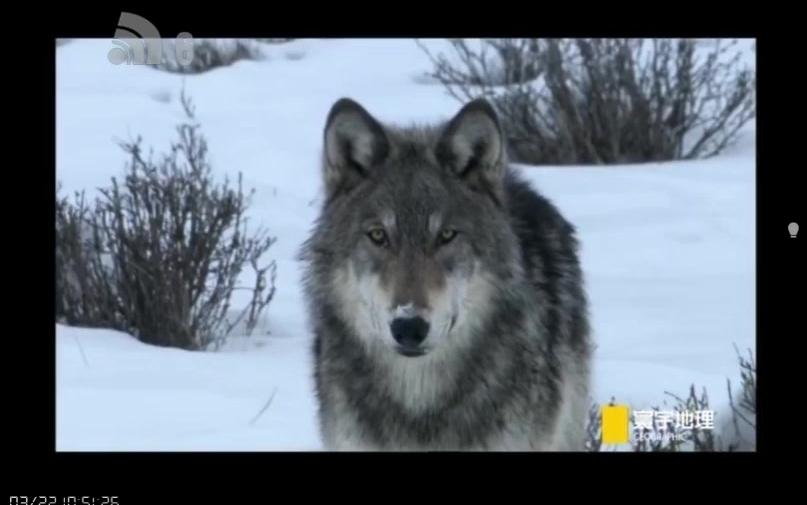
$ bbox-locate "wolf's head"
[305,98,525,359]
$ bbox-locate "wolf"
[300,97,592,451]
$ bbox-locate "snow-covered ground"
[56,39,755,451]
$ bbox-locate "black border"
[12,5,801,499]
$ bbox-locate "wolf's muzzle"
[390,317,429,357]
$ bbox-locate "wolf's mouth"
[395,346,427,357]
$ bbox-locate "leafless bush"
[419,38,755,165]
[661,386,717,451]
[584,401,603,452]
[55,92,277,350]
[255,38,296,44]
[724,346,756,451]
[157,38,264,74]
[418,39,544,86]
[56,186,123,330]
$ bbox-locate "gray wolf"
[300,97,592,451]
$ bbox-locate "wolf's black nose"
[391,317,429,351]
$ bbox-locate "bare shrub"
[419,38,755,165]
[55,92,276,350]
[157,38,264,74]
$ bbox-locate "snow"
[56,38,755,451]
[57,325,319,451]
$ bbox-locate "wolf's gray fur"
[300,98,592,451]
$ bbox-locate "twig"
[249,387,278,426]
[72,332,90,368]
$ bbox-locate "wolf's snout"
[390,317,429,355]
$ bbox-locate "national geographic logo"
[601,404,714,445]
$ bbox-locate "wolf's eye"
[367,228,388,246]
[438,228,458,245]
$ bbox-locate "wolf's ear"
[436,99,505,202]
[323,98,390,198]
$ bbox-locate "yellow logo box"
[601,405,630,444]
